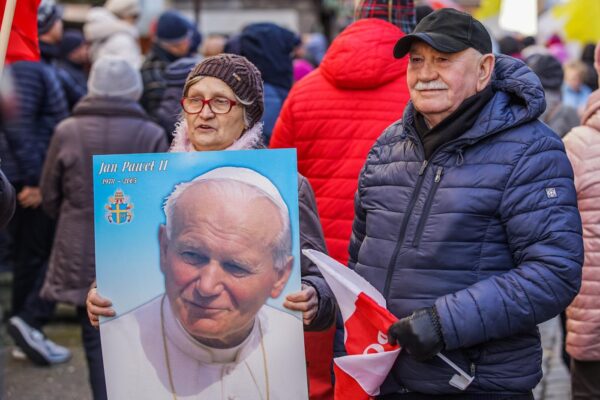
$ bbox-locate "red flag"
[1,0,41,64]
[304,250,476,396]
[303,250,401,400]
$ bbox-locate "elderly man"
[349,8,583,398]
[101,167,309,400]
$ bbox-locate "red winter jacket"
[271,18,410,265]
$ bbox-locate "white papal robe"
[100,295,309,400]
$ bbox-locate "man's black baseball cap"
[394,8,492,58]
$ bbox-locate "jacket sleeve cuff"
[302,277,336,331]
[24,173,39,187]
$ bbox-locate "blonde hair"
[564,60,589,81]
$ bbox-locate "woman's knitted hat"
[185,54,264,128]
[38,0,62,35]
[88,55,143,101]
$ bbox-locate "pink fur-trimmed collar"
[169,120,265,153]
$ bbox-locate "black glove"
[388,307,444,361]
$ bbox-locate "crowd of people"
[0,0,599,399]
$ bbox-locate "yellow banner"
[552,0,600,44]
[474,0,501,20]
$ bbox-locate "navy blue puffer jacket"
[349,55,583,396]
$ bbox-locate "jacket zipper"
[412,166,444,247]
[383,159,429,298]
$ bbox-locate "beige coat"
[564,89,600,361]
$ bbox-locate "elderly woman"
[87,54,335,332]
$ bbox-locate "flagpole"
[0,0,18,79]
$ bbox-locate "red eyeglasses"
[180,97,238,114]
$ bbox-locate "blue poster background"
[93,149,300,321]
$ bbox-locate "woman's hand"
[284,283,318,326]
[86,286,116,328]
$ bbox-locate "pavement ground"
[0,271,92,400]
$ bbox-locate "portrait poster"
[93,149,308,400]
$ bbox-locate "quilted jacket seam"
[531,264,560,310]
[498,136,550,210]
[513,270,537,322]
[467,288,488,343]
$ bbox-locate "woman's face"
[184,77,246,152]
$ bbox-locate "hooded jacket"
[240,23,299,143]
[84,7,142,69]
[564,89,600,361]
[40,41,86,110]
[40,96,167,305]
[350,55,583,395]
[0,61,68,186]
[140,44,179,118]
[270,18,410,266]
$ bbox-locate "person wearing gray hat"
[347,7,582,398]
[87,55,143,101]
[39,55,168,400]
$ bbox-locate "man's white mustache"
[414,80,449,90]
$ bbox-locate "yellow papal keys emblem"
[105,189,134,224]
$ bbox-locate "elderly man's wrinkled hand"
[284,283,318,326]
[86,286,116,328]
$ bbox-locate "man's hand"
[284,283,318,326]
[86,286,116,328]
[17,186,42,208]
[388,307,444,361]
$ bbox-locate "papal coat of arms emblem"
[105,189,134,224]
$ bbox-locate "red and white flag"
[304,250,476,397]
[303,250,401,400]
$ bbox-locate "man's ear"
[270,256,293,299]
[158,225,168,274]
[477,53,495,91]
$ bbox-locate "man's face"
[159,184,292,348]
[407,42,490,127]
